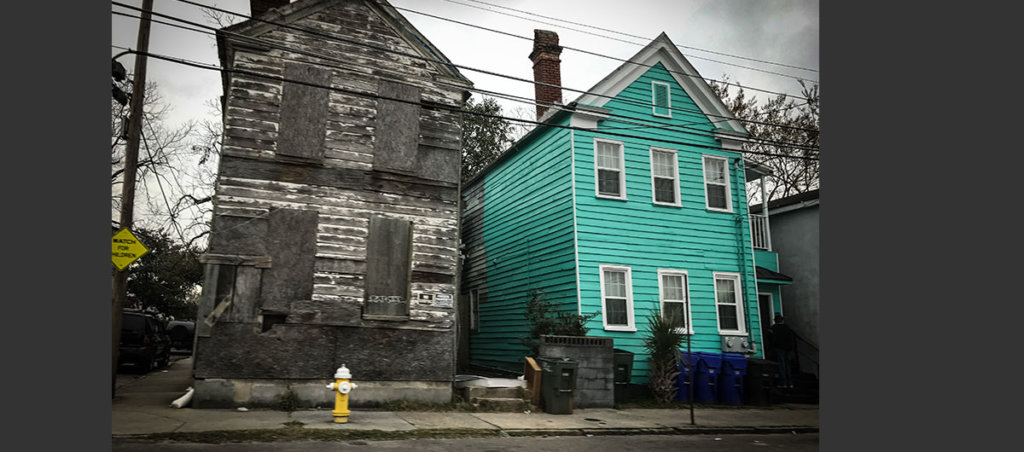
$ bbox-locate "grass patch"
[128,428,502,444]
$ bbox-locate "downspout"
[733,158,754,352]
[761,175,771,251]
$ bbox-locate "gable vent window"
[652,81,671,117]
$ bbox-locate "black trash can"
[744,358,776,406]
[612,349,634,404]
[537,357,577,414]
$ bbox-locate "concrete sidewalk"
[112,357,819,438]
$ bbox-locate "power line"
[395,5,816,97]
[153,0,818,133]
[431,0,818,82]
[391,6,817,130]
[453,0,819,75]
[111,47,819,162]
[112,7,820,151]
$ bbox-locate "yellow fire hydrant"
[326,364,358,423]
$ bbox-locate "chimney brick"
[251,0,290,18]
[529,30,563,120]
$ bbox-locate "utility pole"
[112,0,154,397]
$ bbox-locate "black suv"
[119,310,171,373]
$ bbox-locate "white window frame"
[713,272,746,335]
[599,264,635,331]
[658,269,693,334]
[594,138,627,200]
[469,289,479,332]
[652,81,672,118]
[649,147,680,206]
[702,155,733,212]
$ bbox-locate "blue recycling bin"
[676,351,698,402]
[718,353,748,405]
[694,352,723,404]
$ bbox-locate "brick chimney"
[251,0,290,18]
[529,30,563,120]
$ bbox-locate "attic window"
[652,81,671,117]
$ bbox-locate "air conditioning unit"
[721,335,756,354]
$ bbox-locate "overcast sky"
[112,0,819,129]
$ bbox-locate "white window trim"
[469,289,479,332]
[658,269,693,335]
[702,155,733,212]
[599,264,636,332]
[649,147,681,207]
[713,272,746,335]
[594,138,627,200]
[652,81,672,118]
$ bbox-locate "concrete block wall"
[538,335,614,408]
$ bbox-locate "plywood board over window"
[373,80,422,175]
[277,62,332,161]
[363,216,414,321]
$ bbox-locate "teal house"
[460,31,789,383]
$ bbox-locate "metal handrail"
[792,330,819,377]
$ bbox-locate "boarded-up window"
[277,62,331,160]
[373,80,421,174]
[363,216,414,320]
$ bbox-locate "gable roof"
[216,0,472,89]
[572,32,749,138]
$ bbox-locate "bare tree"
[709,76,820,203]
[111,78,219,248]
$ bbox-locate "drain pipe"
[733,158,754,352]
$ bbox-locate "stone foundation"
[192,378,453,409]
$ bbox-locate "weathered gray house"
[192,0,473,408]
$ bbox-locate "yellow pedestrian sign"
[112,228,149,271]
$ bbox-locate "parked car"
[119,310,171,373]
[166,319,195,352]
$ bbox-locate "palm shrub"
[642,312,686,403]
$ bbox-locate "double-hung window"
[652,81,671,117]
[650,147,679,205]
[595,139,626,199]
[658,270,692,334]
[713,272,746,334]
[600,265,635,331]
[702,155,732,212]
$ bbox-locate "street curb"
[113,425,819,443]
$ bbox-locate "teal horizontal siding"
[573,64,763,382]
[464,120,578,371]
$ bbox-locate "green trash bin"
[613,349,634,404]
[537,357,577,414]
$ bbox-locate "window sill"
[596,194,628,201]
[653,201,682,208]
[604,326,637,332]
[706,207,734,213]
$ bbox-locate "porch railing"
[750,214,771,250]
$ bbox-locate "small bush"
[520,289,597,356]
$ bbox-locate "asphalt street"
[113,432,820,451]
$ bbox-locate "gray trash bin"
[538,357,577,414]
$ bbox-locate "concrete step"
[474,397,530,412]
[463,386,525,400]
